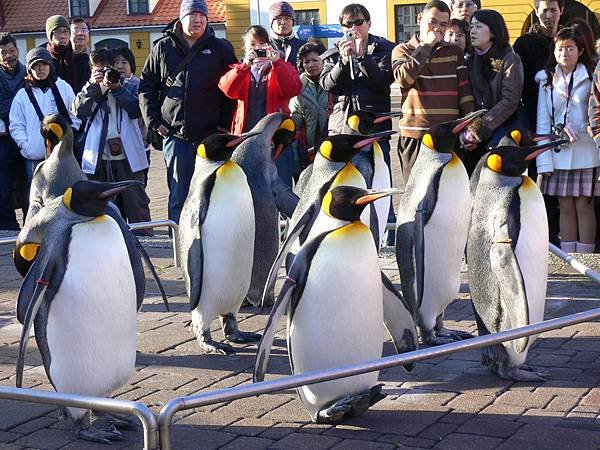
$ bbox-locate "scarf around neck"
[46,42,75,87]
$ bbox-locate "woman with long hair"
[537,24,599,253]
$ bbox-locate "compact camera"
[101,67,121,84]
[552,123,566,152]
[254,48,267,58]
[343,29,355,41]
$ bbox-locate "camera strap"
[550,69,574,132]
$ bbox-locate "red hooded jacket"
[218,59,302,134]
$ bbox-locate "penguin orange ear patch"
[197,144,207,158]
[320,140,333,160]
[422,134,435,150]
[279,118,295,132]
[347,115,360,132]
[63,187,73,210]
[19,243,40,262]
[487,154,503,173]
[322,191,334,217]
[510,130,522,145]
[48,123,63,140]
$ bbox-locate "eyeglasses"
[342,18,366,28]
[53,29,70,37]
[455,2,477,9]
[275,16,293,23]
[72,27,89,34]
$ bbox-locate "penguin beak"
[451,109,487,134]
[356,188,403,206]
[373,112,403,124]
[226,132,260,148]
[98,180,145,199]
[353,130,397,148]
[523,139,569,161]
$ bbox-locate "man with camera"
[72,48,152,229]
[268,2,306,69]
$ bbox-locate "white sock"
[560,241,577,252]
[576,242,595,253]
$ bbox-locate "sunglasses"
[342,18,366,28]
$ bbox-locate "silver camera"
[343,29,355,41]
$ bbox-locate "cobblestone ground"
[1,146,600,449]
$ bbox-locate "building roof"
[1,0,226,34]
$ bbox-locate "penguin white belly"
[372,144,392,246]
[46,216,137,420]
[290,223,383,420]
[197,162,255,320]
[505,177,548,366]
[420,155,471,330]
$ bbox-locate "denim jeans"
[162,135,196,224]
[0,136,25,229]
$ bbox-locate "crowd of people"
[0,0,599,253]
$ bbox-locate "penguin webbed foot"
[91,411,140,431]
[226,330,262,344]
[76,416,124,445]
[418,328,455,346]
[493,364,549,382]
[434,326,474,341]
[196,335,236,355]
[315,384,386,423]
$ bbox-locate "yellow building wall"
[226,0,251,58]
[26,37,35,51]
[128,31,150,76]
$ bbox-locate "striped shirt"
[392,36,475,139]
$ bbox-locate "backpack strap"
[49,82,73,125]
[165,43,207,88]
[24,85,45,122]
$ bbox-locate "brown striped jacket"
[392,36,475,138]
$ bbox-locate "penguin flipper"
[370,203,380,248]
[381,272,418,370]
[414,206,426,309]
[16,259,54,387]
[271,173,299,218]
[490,239,529,353]
[254,278,295,382]
[262,203,316,307]
[187,236,204,311]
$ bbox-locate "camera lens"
[104,68,121,84]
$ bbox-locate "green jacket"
[290,72,329,150]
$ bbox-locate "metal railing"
[157,243,600,449]
[0,387,158,449]
[0,219,180,268]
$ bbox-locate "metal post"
[159,306,600,450]
[0,387,158,450]
[549,243,600,285]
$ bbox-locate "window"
[394,4,423,43]
[129,0,149,14]
[295,9,320,26]
[70,0,90,17]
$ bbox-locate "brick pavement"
[1,146,600,449]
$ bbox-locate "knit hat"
[26,47,53,72]
[179,0,209,20]
[45,15,70,42]
[269,1,295,23]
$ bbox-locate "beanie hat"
[45,15,70,42]
[269,1,295,23]
[26,47,53,72]
[179,0,209,20]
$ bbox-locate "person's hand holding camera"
[339,39,356,64]
[90,67,105,85]
[264,45,279,62]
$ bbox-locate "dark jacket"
[270,34,306,68]
[139,21,238,142]
[43,43,91,94]
[0,62,26,130]
[320,34,395,134]
[513,30,553,132]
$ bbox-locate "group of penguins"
[10,109,567,443]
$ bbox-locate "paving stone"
[431,432,502,450]
[323,423,382,441]
[0,431,21,443]
[176,409,240,429]
[9,416,57,435]
[445,394,494,413]
[518,409,564,425]
[534,379,591,397]
[417,422,457,441]
[331,438,396,449]
[258,422,298,440]
[499,423,600,449]
[0,400,55,431]
[544,395,580,412]
[225,417,277,437]
[220,435,276,450]
[12,428,75,449]
[169,425,237,450]
[456,416,524,438]
[213,393,291,419]
[377,433,437,448]
[300,421,333,435]
[478,402,526,419]
[496,391,553,409]
[392,389,456,411]
[437,412,475,426]
[261,399,311,423]
[269,432,340,448]
[581,387,600,406]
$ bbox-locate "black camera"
[254,48,267,58]
[101,67,121,84]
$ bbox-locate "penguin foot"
[315,385,386,423]
[92,411,140,431]
[494,364,549,382]
[434,327,474,341]
[197,336,236,355]
[226,330,262,344]
[78,424,124,444]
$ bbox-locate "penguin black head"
[197,133,258,161]
[486,139,568,176]
[319,132,396,162]
[422,109,487,153]
[41,113,72,155]
[63,180,144,217]
[346,111,402,135]
[272,117,296,161]
[496,128,558,148]
[322,186,402,222]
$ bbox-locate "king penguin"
[395,110,485,345]
[255,186,405,423]
[179,133,262,355]
[16,114,169,310]
[467,139,566,381]
[230,113,300,306]
[15,180,145,444]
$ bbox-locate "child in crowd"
[218,25,301,187]
[445,18,471,54]
[289,39,329,171]
[9,47,80,200]
[72,48,152,233]
[537,24,598,253]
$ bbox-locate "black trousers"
[397,136,422,188]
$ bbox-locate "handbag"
[488,100,530,147]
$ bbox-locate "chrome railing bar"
[0,387,158,449]
[549,243,600,285]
